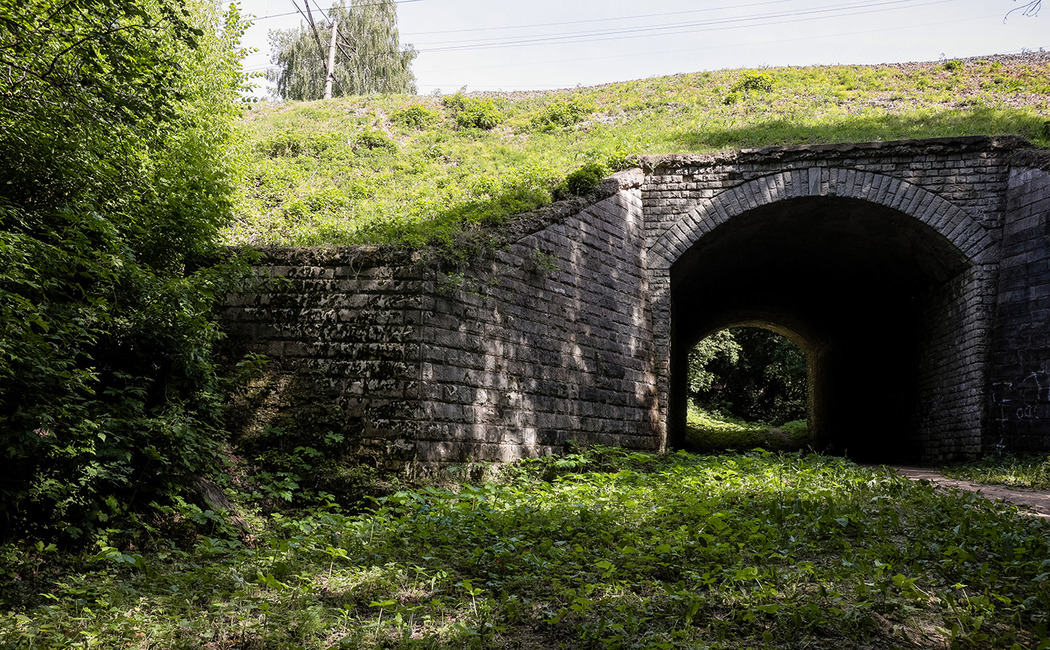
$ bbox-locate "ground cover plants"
[685,404,811,453]
[3,447,1050,649]
[229,53,1050,247]
[940,453,1050,489]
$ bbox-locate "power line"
[414,11,1003,81]
[250,0,423,21]
[414,0,951,52]
[243,0,956,71]
[401,0,801,37]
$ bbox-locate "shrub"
[443,92,504,130]
[529,98,594,131]
[0,0,251,544]
[733,71,775,93]
[556,162,610,198]
[260,131,336,158]
[390,104,440,129]
[355,130,398,152]
[606,149,640,172]
[943,59,964,72]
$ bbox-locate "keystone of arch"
[650,167,993,270]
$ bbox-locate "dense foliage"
[0,0,248,542]
[688,327,808,425]
[3,448,1049,648]
[267,0,416,101]
[230,54,1050,246]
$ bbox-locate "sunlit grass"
[939,453,1050,489]
[227,55,1050,247]
[686,403,811,452]
[5,448,1048,649]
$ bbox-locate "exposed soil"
[890,466,1050,519]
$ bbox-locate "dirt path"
[890,466,1050,519]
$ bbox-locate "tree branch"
[1005,0,1041,22]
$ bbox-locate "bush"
[260,131,336,158]
[732,71,775,93]
[555,162,610,198]
[688,327,807,424]
[529,98,593,131]
[390,104,440,129]
[355,129,398,152]
[606,149,640,172]
[0,0,250,544]
[443,92,504,130]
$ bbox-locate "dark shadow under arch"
[669,195,973,462]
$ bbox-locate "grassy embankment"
[4,448,1050,649]
[229,53,1050,248]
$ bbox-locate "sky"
[237,0,1047,97]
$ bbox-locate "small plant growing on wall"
[532,248,559,274]
[554,161,610,199]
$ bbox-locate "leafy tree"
[687,329,741,395]
[267,0,416,100]
[0,0,249,543]
[688,327,807,424]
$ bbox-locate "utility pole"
[324,18,338,100]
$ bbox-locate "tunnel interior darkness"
[669,196,972,462]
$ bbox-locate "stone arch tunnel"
[222,137,1050,467]
[666,194,978,462]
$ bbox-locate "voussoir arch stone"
[650,167,994,271]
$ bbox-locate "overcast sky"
[237,0,1047,96]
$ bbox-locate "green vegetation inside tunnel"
[668,195,976,463]
[684,326,809,452]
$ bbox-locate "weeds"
[228,55,1050,248]
[940,453,1050,489]
[4,448,1049,649]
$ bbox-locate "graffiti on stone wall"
[993,370,1050,425]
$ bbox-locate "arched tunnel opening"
[683,325,809,451]
[669,195,973,463]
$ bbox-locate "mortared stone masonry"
[220,136,1050,465]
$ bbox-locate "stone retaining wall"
[220,137,1050,465]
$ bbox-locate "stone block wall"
[221,171,660,466]
[640,138,1016,460]
[989,166,1050,451]
[415,171,659,462]
[914,264,997,458]
[218,137,1050,465]
[219,247,427,466]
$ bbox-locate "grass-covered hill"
[228,52,1050,248]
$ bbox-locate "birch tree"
[268,0,416,100]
